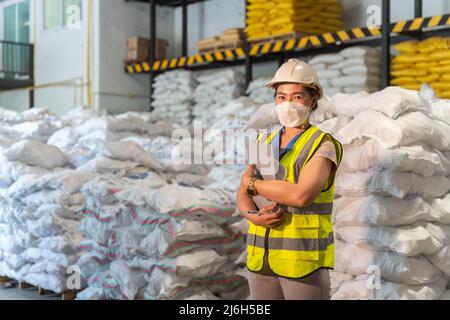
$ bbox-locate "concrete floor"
[0,284,60,300]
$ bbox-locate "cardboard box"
[220,33,243,43]
[127,36,168,50]
[197,36,220,48]
[127,46,166,62]
[222,28,244,36]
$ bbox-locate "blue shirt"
[272,126,309,161]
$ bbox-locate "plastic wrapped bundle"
[391,37,450,99]
[246,0,343,41]
[308,46,381,97]
[76,174,248,300]
[246,77,274,104]
[193,69,245,126]
[151,70,196,126]
[324,88,450,300]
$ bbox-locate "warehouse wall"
[0,0,88,114]
[95,0,175,114]
[0,0,174,115]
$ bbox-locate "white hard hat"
[265,58,323,99]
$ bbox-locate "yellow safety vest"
[247,125,343,279]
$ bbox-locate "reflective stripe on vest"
[247,125,343,279]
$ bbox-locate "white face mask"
[275,101,312,128]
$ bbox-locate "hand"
[248,203,284,229]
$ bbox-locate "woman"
[237,59,343,300]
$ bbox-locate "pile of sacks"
[193,69,245,126]
[245,0,343,41]
[327,86,450,299]
[152,70,196,126]
[0,138,95,293]
[308,46,381,97]
[0,104,251,299]
[75,175,248,300]
[246,77,274,104]
[391,37,450,99]
[0,107,63,144]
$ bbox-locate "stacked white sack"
[328,86,450,300]
[204,97,260,177]
[75,176,248,300]
[193,69,245,126]
[47,112,173,171]
[308,46,381,97]
[0,138,92,293]
[0,107,63,144]
[151,70,196,126]
[246,77,274,104]
[426,98,450,287]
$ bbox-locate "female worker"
[237,59,343,300]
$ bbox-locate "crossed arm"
[237,157,334,226]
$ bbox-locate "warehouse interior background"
[1,0,450,302]
[0,0,449,115]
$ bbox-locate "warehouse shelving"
[125,0,211,106]
[125,0,450,109]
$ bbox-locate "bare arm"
[236,182,257,220]
[243,157,334,208]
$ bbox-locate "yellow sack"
[248,33,271,41]
[247,4,263,10]
[268,16,294,26]
[391,62,413,70]
[278,2,312,10]
[429,50,450,62]
[430,65,450,74]
[391,77,419,85]
[272,26,297,34]
[394,41,419,54]
[440,59,450,65]
[393,54,428,64]
[247,10,265,18]
[391,69,428,77]
[417,37,449,54]
[416,73,440,83]
[439,91,450,99]
[326,4,342,14]
[441,74,450,81]
[317,11,342,20]
[325,18,343,27]
[400,83,422,91]
[415,62,439,70]
[318,0,340,4]
[431,82,450,90]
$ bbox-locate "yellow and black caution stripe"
[126,47,245,74]
[126,14,450,74]
[392,14,450,33]
[248,26,382,56]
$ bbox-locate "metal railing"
[0,40,33,80]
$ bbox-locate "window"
[43,0,81,30]
[4,0,30,42]
[2,0,30,78]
